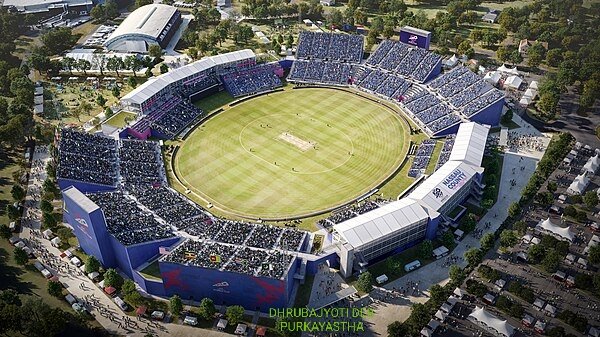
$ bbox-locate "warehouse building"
[104,4,182,53]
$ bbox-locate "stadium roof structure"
[63,186,100,214]
[104,4,179,52]
[468,306,515,337]
[122,49,255,106]
[448,122,489,167]
[333,199,430,249]
[2,0,92,14]
[536,218,574,242]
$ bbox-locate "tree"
[513,220,527,235]
[418,239,433,259]
[56,227,73,244]
[588,245,600,265]
[509,49,523,65]
[103,268,123,289]
[42,212,58,228]
[286,34,294,48]
[382,24,395,39]
[584,191,599,209]
[11,184,25,201]
[545,48,563,67]
[135,0,153,8]
[85,255,101,273]
[41,27,78,55]
[29,48,51,75]
[480,233,495,251]
[160,63,169,74]
[96,94,106,107]
[61,57,77,75]
[104,107,114,119]
[496,46,512,63]
[226,305,244,326]
[448,264,464,283]
[76,59,91,76]
[106,57,124,77]
[464,248,483,267]
[112,85,121,98]
[527,48,543,68]
[441,231,455,248]
[20,299,68,337]
[170,295,183,316]
[0,224,11,239]
[121,279,137,297]
[387,321,409,337]
[356,271,374,292]
[198,298,216,320]
[124,291,144,307]
[148,44,164,59]
[326,8,343,27]
[541,249,561,273]
[499,230,519,248]
[508,202,521,218]
[457,40,474,58]
[547,181,558,193]
[47,280,63,297]
[14,247,29,265]
[125,56,142,77]
[90,4,105,22]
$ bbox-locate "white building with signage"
[333,122,489,277]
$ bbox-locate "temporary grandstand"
[333,122,489,277]
[104,4,182,53]
[287,33,504,137]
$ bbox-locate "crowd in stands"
[288,60,353,86]
[87,191,175,245]
[427,66,504,117]
[214,219,255,245]
[364,40,441,83]
[316,200,383,228]
[222,64,282,97]
[408,139,436,178]
[179,74,220,98]
[162,239,294,279]
[296,31,364,63]
[400,90,459,133]
[245,225,283,249]
[436,135,456,170]
[57,129,118,186]
[119,139,165,185]
[131,96,205,140]
[279,229,306,251]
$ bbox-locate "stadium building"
[2,0,95,15]
[334,122,489,277]
[59,34,495,309]
[104,4,182,53]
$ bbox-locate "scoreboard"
[399,26,432,50]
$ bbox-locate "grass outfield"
[175,88,409,219]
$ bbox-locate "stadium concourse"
[56,31,503,311]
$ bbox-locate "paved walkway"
[17,145,232,337]
[358,117,551,336]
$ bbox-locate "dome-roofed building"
[104,4,182,53]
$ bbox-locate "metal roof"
[448,122,489,167]
[333,199,429,249]
[105,4,178,46]
[121,49,255,105]
[63,186,99,214]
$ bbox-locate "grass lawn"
[104,110,136,128]
[0,149,22,226]
[175,88,409,219]
[193,90,236,113]
[138,260,162,280]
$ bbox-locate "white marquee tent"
[536,218,574,242]
[468,306,515,337]
[505,75,523,90]
[567,173,590,195]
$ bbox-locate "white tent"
[51,237,61,247]
[529,80,539,90]
[567,173,590,195]
[445,54,459,67]
[468,306,515,337]
[505,75,523,89]
[498,64,519,75]
[519,96,532,106]
[484,71,501,85]
[583,154,599,174]
[536,218,574,242]
[523,88,538,99]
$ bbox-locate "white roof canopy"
[448,122,490,166]
[468,306,515,337]
[583,154,599,174]
[505,75,522,89]
[536,218,574,242]
[567,173,589,195]
[484,71,501,84]
[333,199,430,249]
